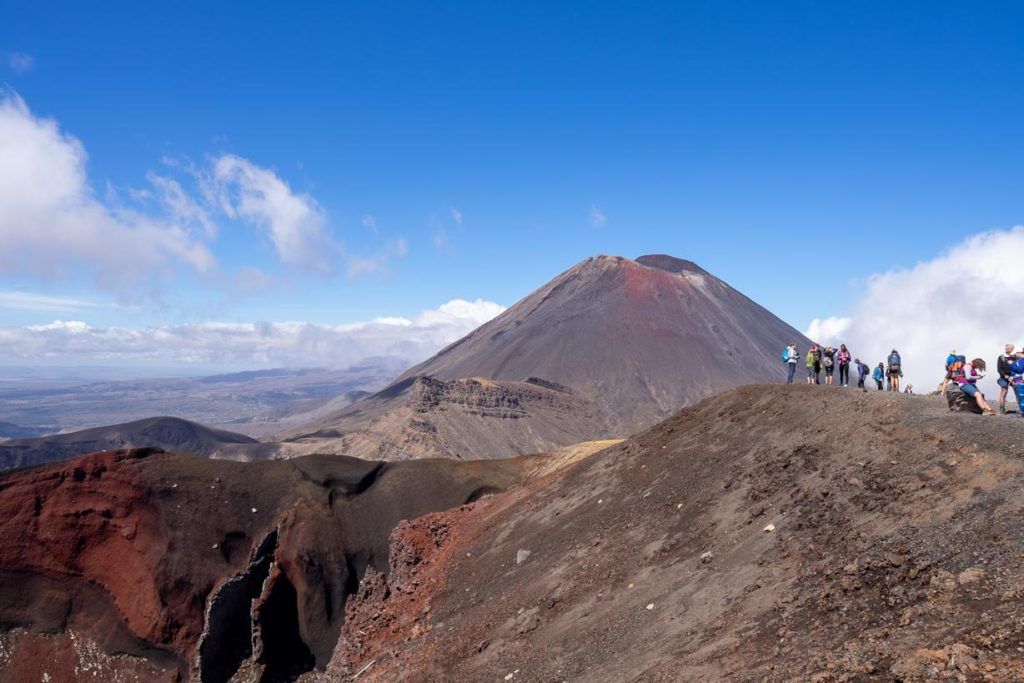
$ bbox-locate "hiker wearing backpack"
[806,344,821,385]
[940,350,957,397]
[822,346,837,386]
[873,363,885,390]
[1010,350,1024,417]
[956,358,995,415]
[855,358,869,391]
[887,349,903,392]
[783,342,800,384]
[997,343,1015,413]
[837,344,852,387]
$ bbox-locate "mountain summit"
[290,254,810,459]
[396,253,809,432]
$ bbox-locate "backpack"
[888,353,901,372]
[949,356,966,379]
[781,349,789,363]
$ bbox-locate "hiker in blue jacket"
[1010,351,1024,417]
[855,358,869,391]
[873,363,885,391]
[783,342,800,384]
[940,349,957,397]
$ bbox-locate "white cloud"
[589,203,607,228]
[345,237,409,278]
[362,214,379,233]
[806,227,1024,395]
[0,93,215,288]
[450,207,463,224]
[0,299,506,369]
[0,291,102,312]
[212,154,335,273]
[7,52,34,74]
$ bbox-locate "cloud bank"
[805,227,1024,395]
[0,299,505,369]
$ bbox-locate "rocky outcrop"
[285,376,610,461]
[946,385,984,413]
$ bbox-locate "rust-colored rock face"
[0,448,530,682]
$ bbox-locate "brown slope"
[0,447,534,682]
[0,416,279,472]
[323,385,1024,681]
[284,376,610,461]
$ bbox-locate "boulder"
[946,387,983,414]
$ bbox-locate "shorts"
[824,365,834,376]
[888,368,900,376]
[998,377,1010,389]
[960,383,979,397]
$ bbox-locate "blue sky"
[2,2,1023,373]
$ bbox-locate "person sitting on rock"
[873,363,885,391]
[957,358,995,415]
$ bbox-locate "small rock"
[646,603,655,610]
[763,523,776,533]
[700,551,714,564]
[516,549,531,565]
[251,507,258,514]
[958,567,985,585]
[676,502,684,509]
[504,674,514,681]
[597,499,603,504]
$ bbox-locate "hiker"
[940,349,958,397]
[887,349,903,392]
[1010,350,1024,417]
[855,358,869,391]
[997,343,1015,413]
[873,363,885,390]
[956,357,995,415]
[783,342,800,384]
[837,344,852,387]
[904,384,914,395]
[822,346,836,386]
[806,344,821,385]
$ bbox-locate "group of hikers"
[781,342,1024,417]
[782,343,906,392]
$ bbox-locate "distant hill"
[0,416,276,471]
[0,421,50,440]
[289,254,810,459]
